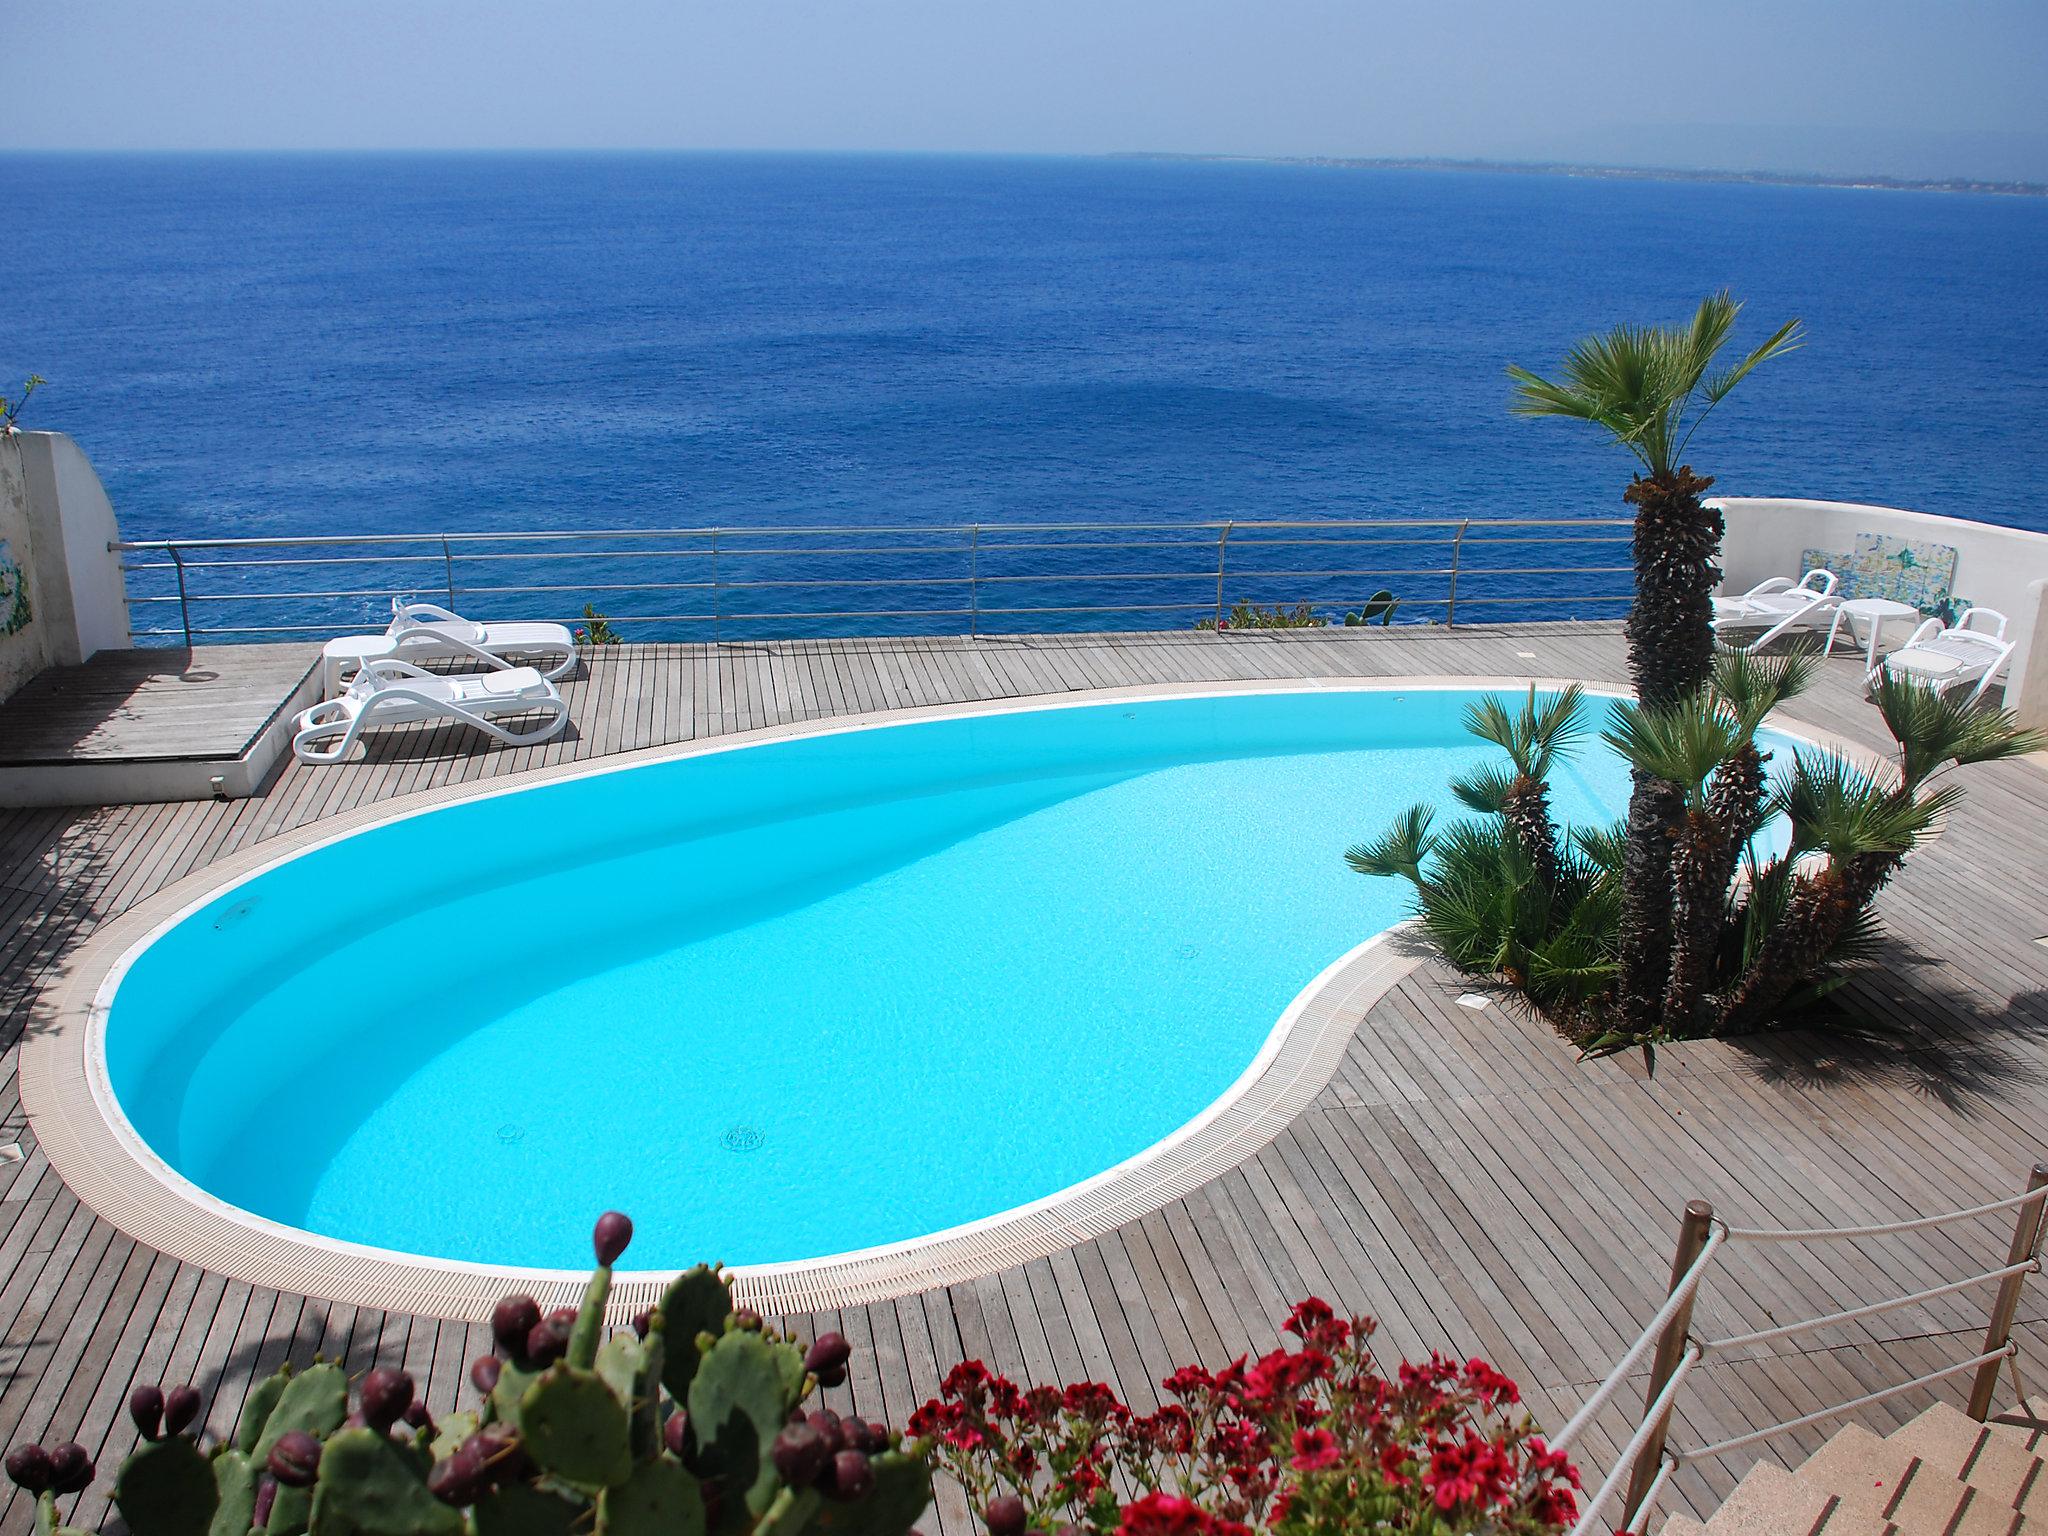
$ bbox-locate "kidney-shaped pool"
[98,686,1676,1274]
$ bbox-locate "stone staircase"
[1661,1404,2048,1536]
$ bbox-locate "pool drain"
[722,1125,765,1153]
[497,1124,524,1144]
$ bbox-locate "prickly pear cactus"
[6,1213,934,1536]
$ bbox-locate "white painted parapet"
[1715,497,2048,728]
[0,429,132,702]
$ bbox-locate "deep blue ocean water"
[5,153,2044,637]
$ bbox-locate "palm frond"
[1451,763,1516,816]
[1571,819,1630,878]
[1780,749,1947,857]
[1873,670,2046,792]
[1602,695,1745,804]
[1345,803,1438,885]
[1710,642,1819,736]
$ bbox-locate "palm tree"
[1507,292,1803,1035]
[1715,674,2042,1033]
[1449,686,1588,891]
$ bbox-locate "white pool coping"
[22,675,1869,1321]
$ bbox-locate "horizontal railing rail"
[109,517,1637,645]
[1558,1164,2048,1536]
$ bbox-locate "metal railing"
[109,517,1637,645]
[1558,1164,2048,1536]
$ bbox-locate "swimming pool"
[95,685,1654,1277]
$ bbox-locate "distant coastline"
[1110,151,2048,198]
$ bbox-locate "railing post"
[441,536,456,608]
[1622,1199,1715,1530]
[711,528,721,647]
[1967,1163,2048,1420]
[168,545,193,650]
[1445,519,1469,627]
[969,524,980,639]
[1214,521,1233,626]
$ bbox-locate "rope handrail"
[1720,1185,2048,1243]
[1567,1347,1702,1536]
[1675,1344,2016,1464]
[1700,1258,2039,1354]
[1549,1229,1726,1455]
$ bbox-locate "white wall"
[0,435,53,701]
[1715,497,2048,727]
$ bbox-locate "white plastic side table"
[1825,597,1921,673]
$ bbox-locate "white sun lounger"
[1712,569,1840,651]
[320,600,577,696]
[292,660,569,764]
[1875,607,2016,704]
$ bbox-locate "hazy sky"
[7,1,2048,179]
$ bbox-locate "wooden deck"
[5,622,2048,1534]
[0,645,316,763]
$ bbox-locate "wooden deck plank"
[4,625,2047,1535]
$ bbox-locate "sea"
[5,152,2045,638]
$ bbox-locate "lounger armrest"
[1741,577,1796,599]
[391,600,468,630]
[1903,618,1943,649]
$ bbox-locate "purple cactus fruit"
[663,1410,690,1458]
[129,1383,166,1441]
[468,1426,532,1482]
[47,1443,91,1497]
[403,1400,433,1431]
[252,1478,279,1528]
[632,1309,653,1340]
[984,1494,1028,1536]
[804,1331,852,1387]
[733,1307,764,1332]
[470,1354,503,1394]
[163,1385,202,1437]
[593,1211,634,1266]
[525,1320,567,1368]
[360,1367,415,1432]
[806,1409,845,1452]
[857,1419,891,1455]
[4,1444,51,1493]
[823,1448,873,1502]
[268,1430,323,1489]
[771,1422,830,1487]
[428,1445,487,1506]
[491,1294,541,1353]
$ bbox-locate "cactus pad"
[250,1362,349,1463]
[657,1265,731,1402]
[112,1435,219,1536]
[235,1367,292,1455]
[811,1449,932,1536]
[207,1449,259,1536]
[470,1483,586,1536]
[596,1456,706,1536]
[305,1427,464,1536]
[518,1365,633,1490]
[686,1331,788,1525]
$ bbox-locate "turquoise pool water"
[105,688,1654,1272]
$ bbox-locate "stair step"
[1707,1462,1837,1536]
[1662,1515,1713,1536]
[1799,1425,1923,1519]
[1945,1488,2021,1536]
[1893,1406,1995,1483]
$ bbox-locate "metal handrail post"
[711,529,721,646]
[1214,521,1233,625]
[169,546,193,649]
[1445,519,1470,627]
[969,524,980,638]
[1968,1163,2048,1419]
[441,536,457,607]
[1621,1200,1716,1530]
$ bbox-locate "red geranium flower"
[1289,1426,1340,1472]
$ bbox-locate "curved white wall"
[1715,497,2048,726]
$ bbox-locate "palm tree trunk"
[1615,466,1722,1035]
[1617,770,1682,1031]
[1503,775,1562,892]
[1623,467,1721,705]
[1660,810,1725,1036]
